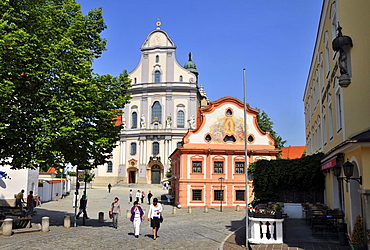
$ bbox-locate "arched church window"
[152,101,162,122]
[154,71,161,83]
[130,142,137,155]
[156,55,159,63]
[177,110,185,128]
[179,75,183,82]
[107,161,113,173]
[132,112,138,128]
[152,142,159,155]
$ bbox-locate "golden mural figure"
[223,116,235,134]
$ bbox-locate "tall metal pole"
[243,68,249,248]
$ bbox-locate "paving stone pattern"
[1,185,245,250]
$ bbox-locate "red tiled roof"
[280,146,306,159]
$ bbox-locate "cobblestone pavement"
[1,185,246,250]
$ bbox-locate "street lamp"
[342,160,362,185]
[218,177,224,212]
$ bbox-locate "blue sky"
[78,0,323,147]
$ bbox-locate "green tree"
[256,109,286,149]
[0,0,131,170]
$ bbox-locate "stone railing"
[248,217,284,244]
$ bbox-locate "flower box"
[253,213,275,219]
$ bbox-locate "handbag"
[159,214,163,223]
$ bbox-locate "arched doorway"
[127,167,137,184]
[151,165,161,184]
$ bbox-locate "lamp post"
[219,177,224,212]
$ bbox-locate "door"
[129,171,136,183]
[151,171,160,184]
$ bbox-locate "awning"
[321,157,336,171]
[161,176,176,182]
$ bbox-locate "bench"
[0,217,31,230]
[0,206,23,219]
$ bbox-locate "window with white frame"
[330,2,338,40]
[336,88,342,132]
[236,190,245,201]
[154,70,161,83]
[235,162,244,173]
[132,112,138,128]
[130,142,137,155]
[214,161,223,174]
[322,106,327,145]
[151,101,162,122]
[325,32,330,76]
[214,190,223,201]
[192,190,202,201]
[319,53,325,91]
[328,95,334,139]
[177,110,185,128]
[192,161,202,173]
[152,142,159,155]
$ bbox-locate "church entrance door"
[129,171,136,183]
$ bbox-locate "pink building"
[170,97,279,208]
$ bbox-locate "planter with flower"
[248,205,275,218]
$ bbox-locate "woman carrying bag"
[130,201,145,238]
[147,198,163,240]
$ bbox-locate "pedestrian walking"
[76,195,89,219]
[107,183,112,193]
[15,189,25,208]
[147,191,153,205]
[130,201,145,237]
[141,191,145,204]
[110,197,121,229]
[135,190,142,203]
[147,198,163,240]
[26,191,35,215]
[129,189,133,204]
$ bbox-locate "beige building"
[303,0,370,242]
[93,24,208,185]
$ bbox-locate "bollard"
[126,209,131,219]
[64,215,71,228]
[188,206,192,213]
[3,218,13,236]
[42,216,50,232]
[98,212,104,223]
[204,205,209,213]
[236,205,240,211]
[172,206,177,214]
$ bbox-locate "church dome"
[184,52,198,75]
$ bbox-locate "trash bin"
[338,223,348,246]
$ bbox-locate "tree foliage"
[249,153,325,202]
[0,0,131,170]
[256,109,286,149]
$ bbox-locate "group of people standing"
[128,189,153,205]
[109,194,163,239]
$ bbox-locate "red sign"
[321,158,336,171]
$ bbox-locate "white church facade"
[93,25,208,185]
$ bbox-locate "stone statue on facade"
[122,116,126,130]
[188,115,196,129]
[166,113,172,128]
[140,114,146,129]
